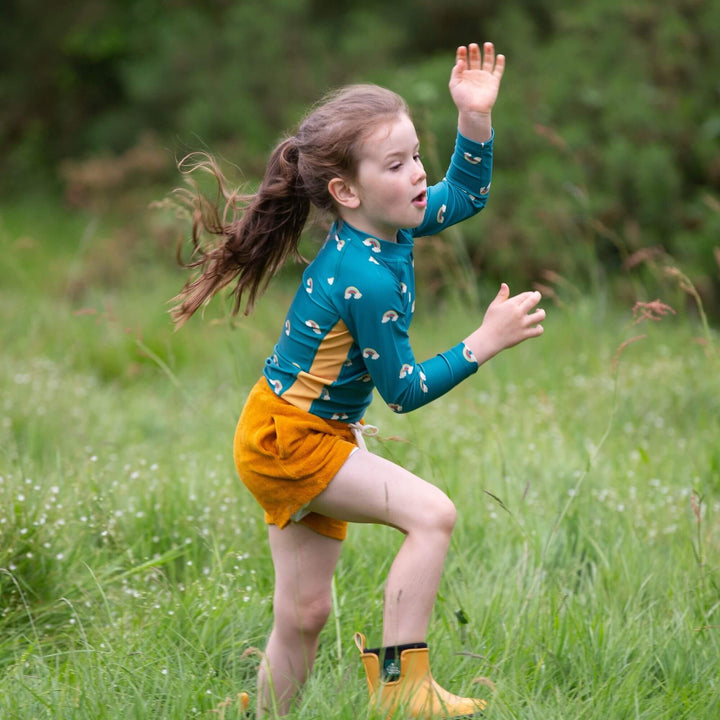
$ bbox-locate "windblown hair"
[170,84,408,327]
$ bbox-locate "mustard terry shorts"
[233,377,360,541]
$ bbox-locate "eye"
[413,153,422,163]
[389,163,402,172]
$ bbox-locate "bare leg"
[258,522,343,717]
[309,449,456,647]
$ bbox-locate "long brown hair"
[170,84,408,327]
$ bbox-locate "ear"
[328,177,360,210]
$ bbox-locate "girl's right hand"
[463,283,545,365]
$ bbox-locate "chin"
[407,213,426,229]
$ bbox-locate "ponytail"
[170,136,310,327]
[171,83,407,327]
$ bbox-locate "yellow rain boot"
[354,633,487,719]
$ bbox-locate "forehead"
[358,114,418,159]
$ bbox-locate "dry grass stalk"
[623,245,667,271]
[631,299,676,326]
[611,334,648,372]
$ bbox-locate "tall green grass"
[1,200,719,718]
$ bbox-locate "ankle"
[365,642,428,681]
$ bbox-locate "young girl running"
[173,43,545,718]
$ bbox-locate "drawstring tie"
[348,422,379,451]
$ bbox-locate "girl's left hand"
[449,42,505,116]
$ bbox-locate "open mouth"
[412,190,427,207]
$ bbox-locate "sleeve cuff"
[456,127,494,151]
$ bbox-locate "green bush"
[2,0,719,313]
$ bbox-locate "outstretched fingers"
[522,289,545,337]
[511,289,545,336]
[469,42,482,69]
[458,42,505,76]
[526,308,546,334]
[479,42,492,71]
[493,51,506,80]
[517,289,542,310]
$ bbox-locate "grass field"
[1,198,719,719]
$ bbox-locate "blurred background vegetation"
[2,0,719,317]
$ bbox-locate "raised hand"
[449,42,505,142]
[449,42,505,114]
[463,284,545,365]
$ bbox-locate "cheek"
[386,178,407,199]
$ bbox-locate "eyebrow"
[383,143,420,161]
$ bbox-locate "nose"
[413,161,426,184]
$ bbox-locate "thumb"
[494,282,510,301]
[449,61,463,88]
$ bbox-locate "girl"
[173,43,545,718]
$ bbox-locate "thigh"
[307,448,451,533]
[269,521,343,607]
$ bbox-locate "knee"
[415,490,457,537]
[275,592,332,638]
[298,595,333,636]
[436,494,457,534]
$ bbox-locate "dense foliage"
[2,0,719,311]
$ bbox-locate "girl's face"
[345,114,427,242]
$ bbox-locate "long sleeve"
[415,129,494,238]
[340,264,478,413]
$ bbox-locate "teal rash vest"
[263,130,494,423]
